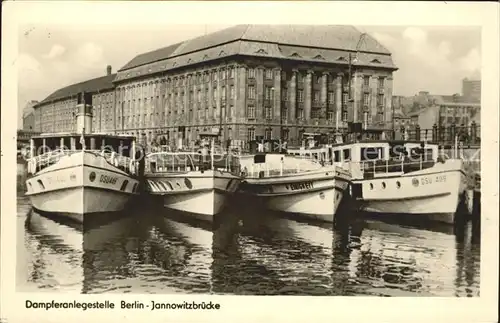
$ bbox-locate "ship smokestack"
[75,91,93,134]
[106,65,112,76]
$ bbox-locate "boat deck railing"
[29,149,137,175]
[347,156,444,179]
[240,159,327,179]
[146,151,241,175]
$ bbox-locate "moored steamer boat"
[24,93,142,223]
[144,135,242,222]
[238,153,351,223]
[288,139,469,224]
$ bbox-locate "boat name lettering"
[46,176,67,184]
[100,174,118,184]
[420,175,446,185]
[286,181,314,191]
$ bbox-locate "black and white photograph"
[1,1,498,323]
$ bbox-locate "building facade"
[33,66,115,133]
[411,101,481,131]
[32,25,398,147]
[22,100,38,131]
[113,25,398,146]
[462,77,481,103]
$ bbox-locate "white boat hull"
[354,160,467,224]
[25,151,139,223]
[241,168,351,223]
[146,170,241,221]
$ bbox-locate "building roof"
[36,73,116,107]
[431,94,480,106]
[116,25,396,82]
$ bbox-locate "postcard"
[1,1,498,323]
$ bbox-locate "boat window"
[333,150,340,162]
[360,147,384,161]
[343,149,351,161]
[132,183,138,192]
[37,180,45,190]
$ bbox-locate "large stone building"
[33,66,115,133]
[33,25,398,147]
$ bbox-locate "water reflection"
[16,162,480,296]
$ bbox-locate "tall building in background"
[462,77,481,103]
[31,25,398,146]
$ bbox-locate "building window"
[213,87,217,101]
[363,76,370,88]
[230,85,235,99]
[247,128,255,141]
[281,71,287,80]
[221,86,226,101]
[311,109,320,119]
[265,86,272,100]
[282,88,288,101]
[298,108,304,120]
[264,128,272,140]
[298,90,304,102]
[248,68,255,79]
[229,67,235,79]
[248,85,256,99]
[378,77,385,89]
[297,73,303,83]
[265,69,273,79]
[343,93,350,106]
[328,91,335,103]
[314,90,320,102]
[228,105,234,118]
[363,93,369,106]
[221,69,226,80]
[212,72,218,81]
[377,111,385,122]
[342,110,348,121]
[282,107,288,121]
[377,94,384,106]
[247,105,256,119]
[328,111,334,122]
[264,106,272,120]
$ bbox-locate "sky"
[17,24,481,126]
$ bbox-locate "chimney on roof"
[106,65,112,76]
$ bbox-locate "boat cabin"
[29,133,138,173]
[288,140,441,180]
[146,151,241,175]
[330,140,440,179]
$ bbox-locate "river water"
[15,162,480,296]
